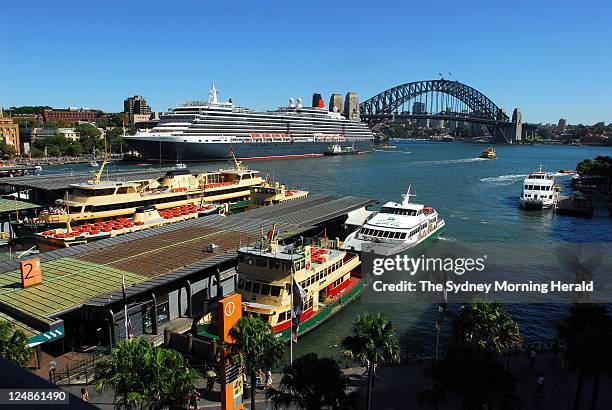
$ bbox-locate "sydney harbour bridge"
[358,79,526,143]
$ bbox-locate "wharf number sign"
[20,258,42,288]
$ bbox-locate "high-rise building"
[124,95,152,116]
[329,94,343,113]
[43,108,100,123]
[558,118,567,131]
[0,109,20,155]
[412,102,428,128]
[343,92,360,121]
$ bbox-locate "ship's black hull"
[125,139,373,162]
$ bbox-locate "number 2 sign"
[20,258,42,288]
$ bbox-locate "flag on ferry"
[121,274,134,339]
[291,279,307,343]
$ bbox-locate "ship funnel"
[296,98,303,110]
[289,98,295,108]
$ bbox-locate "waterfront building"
[558,118,567,131]
[30,127,80,142]
[43,108,100,124]
[0,110,20,155]
[329,93,344,113]
[124,95,152,116]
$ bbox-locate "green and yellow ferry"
[232,232,364,340]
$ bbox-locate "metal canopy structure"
[0,194,374,342]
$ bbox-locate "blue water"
[37,142,612,357]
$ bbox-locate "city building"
[0,110,20,155]
[43,108,100,123]
[412,102,428,128]
[558,118,567,131]
[343,92,360,121]
[29,127,80,142]
[124,95,152,116]
[130,112,161,129]
[329,93,344,113]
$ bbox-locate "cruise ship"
[124,85,374,162]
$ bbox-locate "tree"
[558,304,612,410]
[267,352,356,410]
[341,313,400,410]
[0,319,32,367]
[421,344,520,410]
[0,142,17,159]
[95,338,199,409]
[226,315,286,410]
[451,297,523,355]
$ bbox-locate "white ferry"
[343,186,445,256]
[520,166,559,210]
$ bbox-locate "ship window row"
[88,195,189,213]
[381,207,417,216]
[276,297,314,323]
[299,260,342,289]
[523,194,553,199]
[360,228,407,239]
[525,185,552,191]
[238,254,296,272]
[237,278,282,297]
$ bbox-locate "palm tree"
[95,338,199,409]
[0,319,32,367]
[226,315,286,410]
[267,352,357,409]
[558,304,612,410]
[451,297,523,355]
[341,313,400,410]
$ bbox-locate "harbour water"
[26,142,612,358]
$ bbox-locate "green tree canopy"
[226,315,286,410]
[0,319,32,367]
[451,298,522,355]
[95,338,199,409]
[268,352,357,410]
[0,142,17,159]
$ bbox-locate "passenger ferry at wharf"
[12,154,264,238]
[519,166,559,210]
[343,186,445,256]
[198,229,364,340]
[123,84,373,162]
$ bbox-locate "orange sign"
[219,293,244,410]
[20,258,42,288]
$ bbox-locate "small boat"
[520,166,559,210]
[558,169,575,175]
[174,163,187,169]
[373,144,397,150]
[479,147,497,159]
[34,165,43,172]
[324,144,358,156]
[89,160,99,167]
[343,185,445,256]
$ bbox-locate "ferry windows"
[270,259,280,270]
[281,261,292,271]
[255,258,267,268]
[270,286,281,297]
[400,232,407,239]
[243,281,252,292]
[252,282,261,294]
[278,311,286,322]
[261,284,271,296]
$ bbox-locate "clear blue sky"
[1,0,610,124]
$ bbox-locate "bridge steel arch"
[360,80,512,141]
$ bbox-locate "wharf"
[0,194,375,349]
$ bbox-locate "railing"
[49,346,112,385]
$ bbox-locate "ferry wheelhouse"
[234,233,363,339]
[343,186,445,256]
[520,166,559,210]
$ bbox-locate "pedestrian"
[256,369,264,388]
[188,390,200,409]
[530,348,536,367]
[265,370,273,389]
[536,371,545,398]
[362,359,370,376]
[80,388,89,402]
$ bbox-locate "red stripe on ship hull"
[271,307,314,333]
[238,153,324,161]
[327,277,352,297]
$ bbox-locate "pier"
[0,194,374,378]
